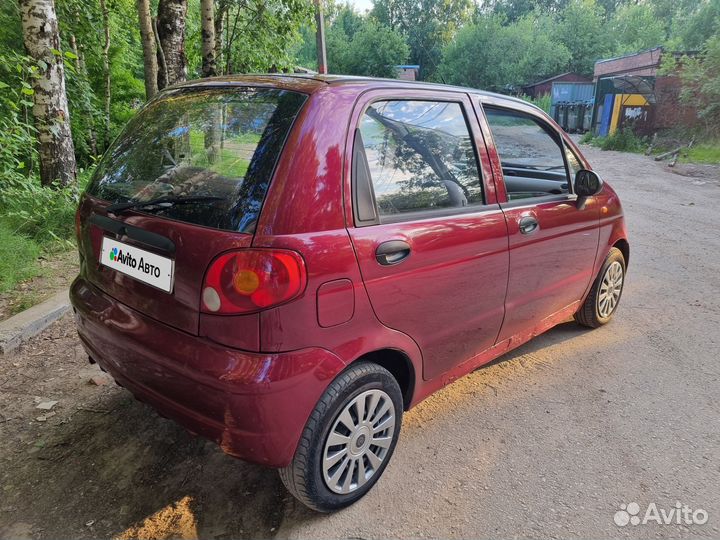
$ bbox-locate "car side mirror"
[574,169,603,197]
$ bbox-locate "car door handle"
[519,216,539,235]
[375,240,411,265]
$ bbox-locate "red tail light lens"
[201,249,307,314]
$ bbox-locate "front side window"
[87,87,306,233]
[485,108,570,201]
[358,100,483,219]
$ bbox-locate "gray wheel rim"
[598,260,623,318]
[322,389,396,495]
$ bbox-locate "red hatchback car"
[72,75,628,511]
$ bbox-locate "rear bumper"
[70,277,346,467]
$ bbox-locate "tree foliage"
[610,2,666,54]
[371,0,472,80]
[480,0,569,21]
[294,3,409,77]
[667,0,720,51]
[439,13,571,91]
[677,35,720,134]
[215,0,313,74]
[552,0,612,75]
[0,51,37,186]
[438,0,720,89]
[326,8,409,77]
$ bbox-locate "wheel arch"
[613,238,629,269]
[350,348,416,410]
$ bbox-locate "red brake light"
[201,249,307,314]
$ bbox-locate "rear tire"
[575,247,626,328]
[279,362,403,512]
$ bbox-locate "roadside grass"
[0,215,77,320]
[0,223,40,293]
[0,169,91,319]
[581,128,720,166]
[680,142,720,164]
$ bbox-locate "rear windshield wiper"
[106,195,225,215]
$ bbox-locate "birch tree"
[156,0,187,89]
[18,0,77,186]
[136,0,158,98]
[99,0,111,148]
[200,0,219,162]
[200,0,216,77]
[214,0,226,75]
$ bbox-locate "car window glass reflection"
[359,100,483,217]
[485,108,570,201]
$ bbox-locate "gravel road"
[1,145,719,539]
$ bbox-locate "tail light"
[201,249,307,314]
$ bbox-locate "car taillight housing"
[201,249,307,314]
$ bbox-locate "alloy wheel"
[322,389,396,495]
[597,260,624,318]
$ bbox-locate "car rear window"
[86,87,307,233]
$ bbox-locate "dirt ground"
[1,146,719,539]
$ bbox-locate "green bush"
[0,178,79,247]
[0,169,91,295]
[0,167,92,246]
[579,131,595,144]
[677,35,720,137]
[592,129,646,153]
[0,51,37,186]
[0,223,40,293]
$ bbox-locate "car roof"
[171,73,538,111]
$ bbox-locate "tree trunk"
[68,34,80,70]
[136,0,158,99]
[156,0,187,89]
[200,0,218,158]
[314,0,327,74]
[18,0,77,187]
[69,33,98,156]
[214,1,225,75]
[225,5,234,74]
[152,16,168,87]
[200,0,216,77]
[99,0,111,150]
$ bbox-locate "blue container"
[551,82,595,106]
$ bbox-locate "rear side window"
[87,87,306,233]
[357,100,483,220]
[485,108,570,201]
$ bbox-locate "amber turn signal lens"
[233,270,260,295]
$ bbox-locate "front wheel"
[279,362,403,512]
[575,247,626,328]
